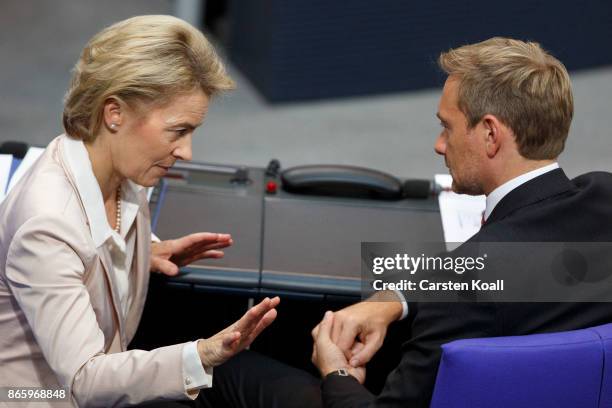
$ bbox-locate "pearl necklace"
[114,186,122,234]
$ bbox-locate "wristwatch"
[325,368,350,379]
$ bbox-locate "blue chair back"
[430,323,612,408]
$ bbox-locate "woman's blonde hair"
[63,15,234,141]
[439,37,573,160]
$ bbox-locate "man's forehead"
[442,76,460,98]
[439,76,461,114]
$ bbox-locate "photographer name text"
[372,279,504,292]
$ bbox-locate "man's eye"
[174,128,188,137]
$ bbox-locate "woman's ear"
[102,97,124,132]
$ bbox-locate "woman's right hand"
[197,297,280,367]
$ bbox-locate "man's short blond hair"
[63,15,235,142]
[438,37,573,159]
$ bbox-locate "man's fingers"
[330,315,344,345]
[311,347,318,365]
[311,323,320,340]
[352,343,365,354]
[349,333,383,367]
[317,311,334,340]
[350,341,365,356]
[335,322,360,354]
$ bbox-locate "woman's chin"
[129,175,160,188]
[143,178,161,188]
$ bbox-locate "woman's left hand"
[198,296,280,368]
[150,232,233,276]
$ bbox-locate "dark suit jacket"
[321,168,612,408]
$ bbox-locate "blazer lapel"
[97,246,127,339]
[486,168,574,225]
[56,136,126,344]
[124,206,151,342]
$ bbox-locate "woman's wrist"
[196,339,210,367]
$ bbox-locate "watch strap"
[325,368,350,379]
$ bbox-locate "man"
[310,37,612,407]
[197,37,612,408]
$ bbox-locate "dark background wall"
[226,0,612,102]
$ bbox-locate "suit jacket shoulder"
[480,169,612,242]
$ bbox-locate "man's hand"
[311,291,403,367]
[150,232,233,276]
[312,311,366,384]
[198,297,280,368]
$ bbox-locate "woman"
[0,15,279,407]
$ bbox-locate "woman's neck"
[84,135,124,202]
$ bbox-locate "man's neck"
[483,161,559,221]
[485,159,556,196]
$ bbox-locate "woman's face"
[111,90,209,187]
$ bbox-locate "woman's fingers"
[151,257,179,276]
[234,298,271,332]
[233,297,280,342]
[172,233,232,256]
[182,240,233,256]
[243,308,278,345]
[177,249,225,266]
[171,242,231,266]
[199,298,280,367]
[188,233,232,249]
[222,331,241,348]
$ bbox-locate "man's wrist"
[325,368,350,378]
[369,291,403,322]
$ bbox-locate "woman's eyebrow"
[165,120,203,129]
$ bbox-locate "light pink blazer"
[0,137,193,407]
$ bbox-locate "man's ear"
[482,114,503,158]
[102,97,124,132]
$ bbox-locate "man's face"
[434,76,486,195]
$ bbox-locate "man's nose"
[434,134,446,156]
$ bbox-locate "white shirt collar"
[62,134,144,248]
[484,162,559,221]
